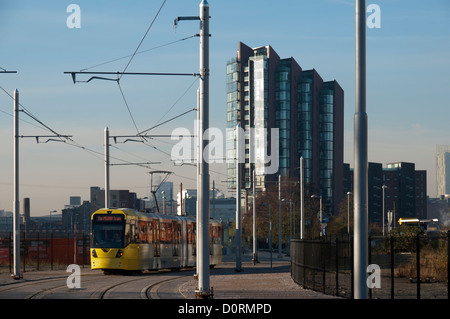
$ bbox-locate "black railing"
[291,231,449,299]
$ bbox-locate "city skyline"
[0,0,449,215]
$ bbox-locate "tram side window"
[125,219,139,246]
[160,222,173,244]
[139,220,155,244]
[188,223,196,245]
[173,222,181,244]
[188,223,193,244]
[139,221,149,244]
[210,225,222,244]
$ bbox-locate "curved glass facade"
[298,77,313,185]
[226,58,239,189]
[276,60,291,177]
[320,83,335,209]
[226,43,344,217]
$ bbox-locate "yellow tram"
[90,208,222,273]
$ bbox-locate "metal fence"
[0,232,90,273]
[290,231,449,299]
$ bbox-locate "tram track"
[95,276,147,299]
[0,268,194,299]
[0,273,99,299]
[143,275,187,299]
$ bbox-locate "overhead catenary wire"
[0,86,156,169]
[117,81,141,136]
[119,0,167,81]
[139,77,199,135]
[0,85,70,142]
[1,85,229,185]
[79,34,198,72]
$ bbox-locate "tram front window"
[92,214,125,249]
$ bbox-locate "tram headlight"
[116,249,123,258]
[91,249,97,258]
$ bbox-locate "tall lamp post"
[176,0,211,297]
[311,195,322,237]
[354,0,368,299]
[347,192,352,235]
[382,185,387,236]
[262,203,272,269]
[278,175,282,258]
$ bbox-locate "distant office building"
[62,201,92,233]
[156,182,173,202]
[345,161,427,225]
[0,210,13,232]
[344,163,383,224]
[384,162,423,220]
[436,144,450,197]
[177,189,197,216]
[23,197,31,225]
[90,186,105,212]
[368,163,383,224]
[152,181,174,214]
[226,42,344,215]
[70,196,81,207]
[90,186,143,212]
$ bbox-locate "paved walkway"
[180,252,340,299]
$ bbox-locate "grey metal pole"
[354,0,368,299]
[269,204,272,268]
[382,185,386,236]
[212,180,215,219]
[196,88,200,273]
[252,169,257,264]
[293,202,296,238]
[196,0,211,298]
[13,89,20,279]
[235,124,242,272]
[300,157,304,239]
[162,191,166,214]
[290,202,292,240]
[320,196,323,237]
[278,175,282,258]
[105,127,110,208]
[347,192,352,235]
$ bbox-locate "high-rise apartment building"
[226,42,344,215]
[436,144,450,198]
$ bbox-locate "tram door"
[172,221,179,256]
[153,219,160,257]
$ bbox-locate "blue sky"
[0,0,449,215]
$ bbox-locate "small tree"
[383,225,424,252]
